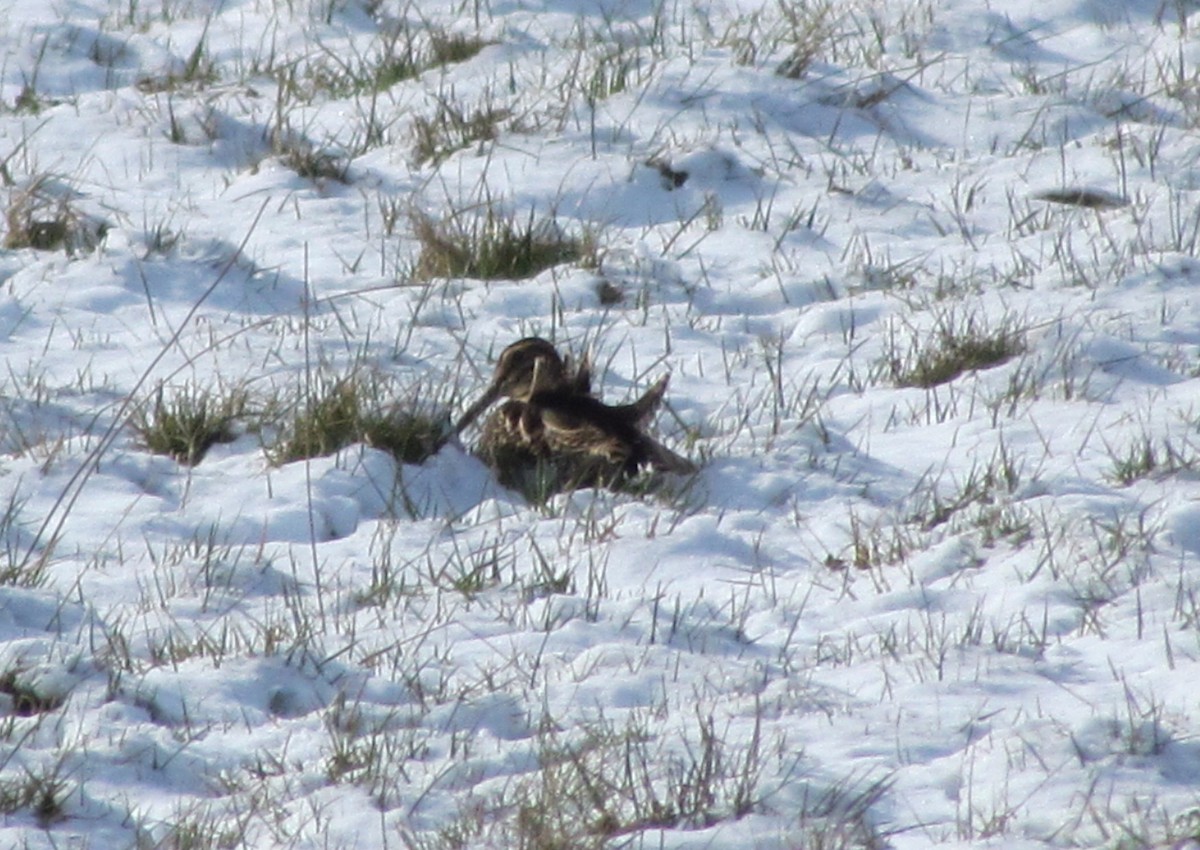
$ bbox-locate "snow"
[1,0,1199,847]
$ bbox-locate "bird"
[452,337,590,435]
[454,337,696,492]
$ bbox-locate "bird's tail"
[612,374,670,426]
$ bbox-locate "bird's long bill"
[453,383,500,434]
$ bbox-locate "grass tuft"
[268,371,446,466]
[132,383,247,466]
[276,137,351,182]
[0,667,66,715]
[3,175,109,254]
[278,26,490,103]
[880,311,1026,388]
[427,30,492,67]
[508,710,771,846]
[775,1,837,79]
[8,82,59,114]
[136,26,218,92]
[411,98,510,167]
[411,204,584,282]
[585,46,645,102]
[1107,433,1198,485]
[0,761,70,826]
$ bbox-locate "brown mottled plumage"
[453,337,590,434]
[455,337,695,492]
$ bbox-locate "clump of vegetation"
[775,0,837,79]
[285,28,422,101]
[132,383,247,466]
[582,46,646,103]
[280,26,491,102]
[363,406,448,465]
[0,493,42,589]
[268,372,446,466]
[411,204,585,282]
[595,279,624,305]
[1107,433,1198,485]
[0,763,70,826]
[3,175,109,254]
[411,99,510,166]
[880,311,1026,388]
[7,82,60,114]
[427,30,492,67]
[270,130,351,183]
[135,28,218,92]
[0,667,66,716]
[507,712,768,847]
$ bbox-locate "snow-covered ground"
[1,0,1199,847]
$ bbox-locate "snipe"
[454,337,695,493]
